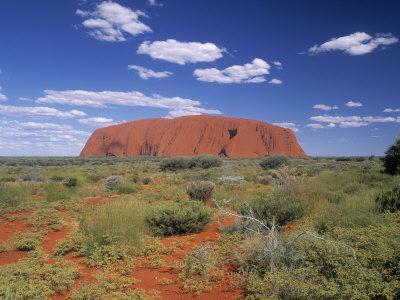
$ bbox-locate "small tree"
[383,136,400,175]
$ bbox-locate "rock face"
[80,115,306,158]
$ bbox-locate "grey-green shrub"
[160,157,195,171]
[192,155,222,169]
[104,175,122,190]
[63,177,77,188]
[186,181,215,202]
[375,187,400,213]
[260,155,289,170]
[146,201,211,236]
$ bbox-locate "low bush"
[0,253,78,299]
[160,157,195,171]
[0,176,17,182]
[63,177,78,188]
[260,155,289,170]
[146,201,212,236]
[0,184,33,213]
[81,199,148,248]
[218,176,245,186]
[45,183,76,202]
[327,191,345,204]
[186,181,215,202]
[50,175,64,182]
[12,233,41,251]
[257,175,273,185]
[375,187,400,213]
[113,182,136,194]
[104,175,123,190]
[20,173,44,182]
[130,175,140,183]
[142,177,152,185]
[238,191,308,228]
[192,155,222,169]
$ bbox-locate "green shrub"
[260,155,289,170]
[160,157,195,171]
[113,182,136,194]
[104,175,122,190]
[238,191,308,228]
[130,175,140,183]
[0,176,17,182]
[327,192,345,204]
[383,137,400,175]
[146,201,212,236]
[142,177,152,185]
[0,184,33,213]
[44,183,76,202]
[63,177,77,188]
[50,175,64,182]
[12,233,41,251]
[20,173,44,182]
[186,181,215,202]
[192,155,222,169]
[81,199,148,248]
[375,187,400,213]
[0,254,78,299]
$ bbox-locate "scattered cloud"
[78,117,114,126]
[77,1,152,42]
[273,61,283,69]
[371,135,381,138]
[35,90,221,118]
[383,108,400,113]
[137,39,224,65]
[273,122,299,132]
[306,123,326,129]
[147,0,163,6]
[313,104,339,111]
[345,101,363,107]
[269,78,282,85]
[0,104,86,118]
[308,32,398,55]
[194,58,270,84]
[0,86,8,101]
[128,65,172,79]
[18,97,32,101]
[0,120,90,156]
[309,114,399,128]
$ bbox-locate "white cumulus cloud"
[77,1,152,42]
[0,104,86,118]
[269,78,282,85]
[309,32,398,55]
[137,39,224,65]
[35,89,221,118]
[309,114,399,128]
[273,61,283,69]
[273,122,299,132]
[313,104,339,111]
[128,65,172,79]
[78,117,114,126]
[194,58,270,84]
[345,101,363,107]
[383,108,400,113]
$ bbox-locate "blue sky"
[0,0,399,156]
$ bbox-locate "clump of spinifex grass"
[80,199,149,249]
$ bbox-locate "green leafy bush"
[0,254,78,299]
[375,187,400,213]
[50,175,64,182]
[238,191,308,228]
[160,157,195,171]
[260,155,289,170]
[192,155,222,169]
[186,181,215,202]
[12,233,41,251]
[146,201,211,236]
[383,137,400,175]
[44,183,76,202]
[62,177,77,188]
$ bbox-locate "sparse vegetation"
[186,181,215,202]
[260,155,289,170]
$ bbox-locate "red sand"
[80,115,306,158]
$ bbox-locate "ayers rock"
[80,115,306,158]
